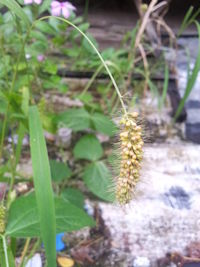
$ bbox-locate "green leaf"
[6,193,38,237]
[91,113,117,136]
[0,99,7,114]
[38,0,51,14]
[6,194,95,237]
[61,188,84,208]
[29,106,56,267]
[56,108,116,135]
[0,0,30,27]
[73,134,103,161]
[56,108,91,131]
[15,123,26,166]
[55,197,94,233]
[42,75,61,89]
[159,64,169,110]
[50,160,72,182]
[82,33,98,54]
[30,40,48,54]
[0,238,15,267]
[43,60,57,75]
[35,20,56,35]
[21,86,29,116]
[30,30,47,42]
[83,161,114,202]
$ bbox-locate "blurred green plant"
[0,0,128,266]
[178,6,200,37]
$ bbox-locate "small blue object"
[56,233,66,252]
[84,203,94,216]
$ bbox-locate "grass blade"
[29,106,56,267]
[0,0,30,28]
[159,64,169,110]
[174,21,200,121]
[178,6,194,36]
[189,8,200,24]
[39,0,51,15]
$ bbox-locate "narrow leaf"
[178,6,194,36]
[0,0,30,27]
[38,0,51,15]
[29,106,56,267]
[35,20,56,35]
[0,238,15,267]
[159,64,169,110]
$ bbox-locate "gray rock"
[25,254,42,267]
[186,123,200,143]
[163,186,191,210]
[55,127,72,148]
[99,142,200,265]
[176,37,200,143]
[133,257,150,267]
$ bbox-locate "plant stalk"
[0,235,9,267]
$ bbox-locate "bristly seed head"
[0,203,6,234]
[116,112,143,204]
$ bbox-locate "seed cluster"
[116,112,143,204]
[0,204,6,234]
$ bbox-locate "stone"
[25,254,42,267]
[133,257,150,267]
[163,186,191,210]
[176,37,200,143]
[55,127,72,148]
[185,123,200,143]
[99,142,200,265]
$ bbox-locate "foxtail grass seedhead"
[0,203,6,234]
[116,112,143,204]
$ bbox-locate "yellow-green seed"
[116,113,143,204]
[0,204,6,234]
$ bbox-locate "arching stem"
[34,16,127,115]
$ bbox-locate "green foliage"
[57,108,91,131]
[29,106,56,267]
[73,134,103,161]
[0,0,30,27]
[6,194,95,237]
[0,238,15,267]
[92,112,117,136]
[83,161,114,202]
[61,188,84,208]
[159,64,169,110]
[35,20,56,35]
[178,6,200,36]
[50,160,72,182]
[57,108,117,136]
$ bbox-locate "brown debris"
[186,242,200,258]
[158,251,200,267]
[70,205,111,266]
